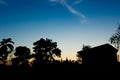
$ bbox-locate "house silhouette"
[77,43,118,65]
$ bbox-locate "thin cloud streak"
[49,0,86,19]
[49,0,57,2]
[74,0,83,5]
[63,0,86,19]
[0,0,7,5]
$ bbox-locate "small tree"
[82,44,91,51]
[109,24,120,49]
[76,45,91,63]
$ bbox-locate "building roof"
[77,43,118,56]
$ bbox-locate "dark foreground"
[0,63,120,80]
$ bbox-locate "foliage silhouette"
[76,45,91,63]
[82,44,91,51]
[12,46,31,66]
[33,38,61,64]
[0,37,119,78]
[0,38,14,61]
[109,24,120,49]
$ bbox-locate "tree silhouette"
[33,38,61,64]
[0,38,14,62]
[109,24,120,49]
[12,46,31,66]
[76,44,91,63]
[82,44,91,51]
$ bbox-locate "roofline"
[77,43,118,54]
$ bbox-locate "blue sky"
[0,0,120,60]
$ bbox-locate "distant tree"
[0,38,14,61]
[12,46,31,66]
[76,45,91,63]
[109,24,120,49]
[33,38,61,64]
[82,44,91,51]
[14,46,30,59]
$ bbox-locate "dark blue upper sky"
[0,0,120,59]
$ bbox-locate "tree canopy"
[0,38,14,61]
[33,38,61,64]
[12,46,31,66]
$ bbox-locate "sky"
[0,0,120,60]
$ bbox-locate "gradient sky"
[0,0,120,60]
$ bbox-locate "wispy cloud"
[49,0,57,2]
[62,0,86,19]
[49,0,86,20]
[0,0,7,5]
[74,0,83,5]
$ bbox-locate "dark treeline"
[0,37,120,79]
[0,38,119,72]
[0,38,120,80]
[0,38,80,65]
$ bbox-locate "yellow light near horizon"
[28,58,35,63]
[117,50,120,62]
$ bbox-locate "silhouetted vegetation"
[77,44,92,63]
[82,44,92,51]
[0,38,119,79]
[109,24,120,49]
[12,46,31,66]
[0,38,14,63]
[33,38,61,64]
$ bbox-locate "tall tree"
[33,38,61,64]
[109,24,120,49]
[0,38,14,61]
